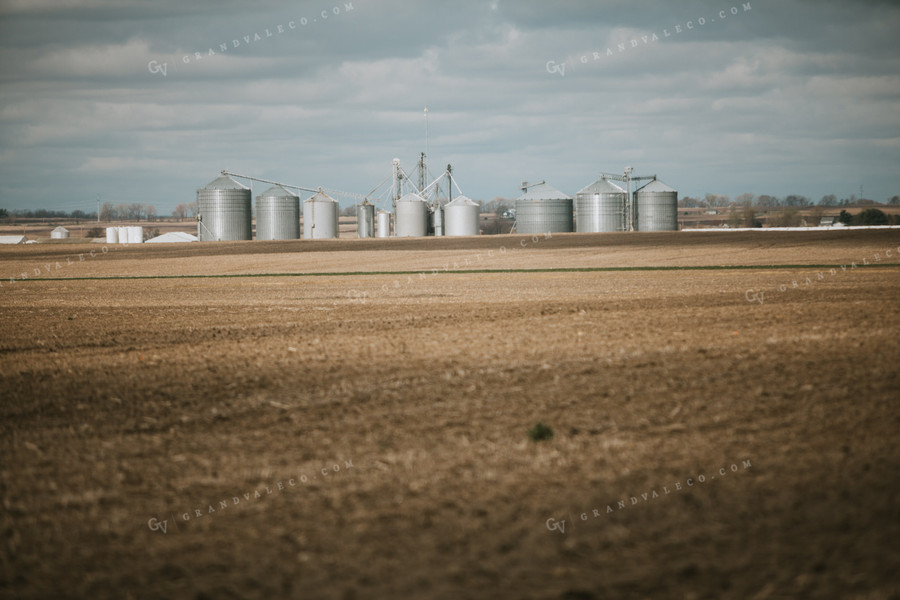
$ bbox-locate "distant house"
[819,216,835,227]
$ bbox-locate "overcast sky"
[1,0,899,214]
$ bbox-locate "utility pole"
[392,158,401,215]
[97,195,101,223]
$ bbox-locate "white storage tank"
[117,227,129,243]
[50,226,69,239]
[395,193,429,237]
[515,182,573,234]
[105,227,118,244]
[430,204,444,237]
[256,185,300,240]
[443,196,480,236]
[303,188,339,239]
[129,226,143,244]
[376,211,391,238]
[357,201,375,238]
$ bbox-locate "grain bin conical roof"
[578,178,626,195]
[307,187,337,203]
[445,195,479,206]
[518,182,571,201]
[259,185,298,198]
[635,179,677,193]
[202,175,248,190]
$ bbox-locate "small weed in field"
[528,422,554,442]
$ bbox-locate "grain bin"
[105,227,118,244]
[395,193,429,237]
[357,201,375,238]
[515,182,573,234]
[197,175,252,241]
[376,211,392,238]
[50,226,69,239]
[256,185,300,240]
[634,179,678,231]
[443,196,480,236]
[303,188,339,239]
[576,177,626,233]
[117,227,128,243]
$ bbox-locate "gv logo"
[148,517,168,533]
[545,60,566,77]
[545,517,566,534]
[744,289,765,305]
[147,60,168,77]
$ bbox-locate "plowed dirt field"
[1,231,898,599]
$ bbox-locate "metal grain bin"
[576,177,626,232]
[515,182,573,234]
[634,179,678,231]
[50,226,69,239]
[357,201,375,238]
[197,175,252,241]
[376,211,391,238]
[395,193,429,237]
[256,185,300,240]
[443,196,480,236]
[303,188,339,239]
[105,227,118,244]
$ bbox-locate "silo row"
[196,176,341,241]
[516,177,678,234]
[195,173,674,240]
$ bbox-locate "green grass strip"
[5,263,900,283]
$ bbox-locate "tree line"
[679,193,900,209]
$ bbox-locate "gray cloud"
[1,0,899,215]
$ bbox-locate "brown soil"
[1,231,899,599]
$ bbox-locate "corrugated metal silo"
[197,175,252,241]
[634,179,678,231]
[376,211,391,238]
[443,196,480,236]
[515,182,573,234]
[117,227,128,243]
[357,201,375,238]
[256,185,300,240]
[106,227,118,244]
[51,226,69,239]
[575,177,626,232]
[395,193,429,237]
[303,188,339,239]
